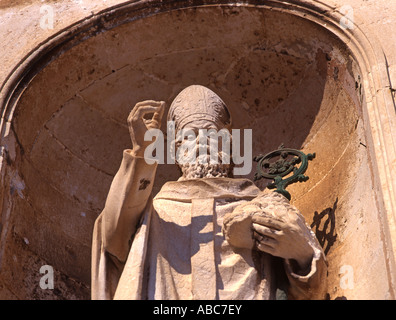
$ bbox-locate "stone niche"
[0,1,393,299]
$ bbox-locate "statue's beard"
[176,137,234,179]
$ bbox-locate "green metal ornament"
[254,144,316,201]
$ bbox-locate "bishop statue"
[91,85,327,300]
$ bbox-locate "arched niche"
[0,0,395,299]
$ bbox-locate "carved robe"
[91,150,327,300]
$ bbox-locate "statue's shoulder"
[154,178,261,201]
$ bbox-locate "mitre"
[167,85,232,132]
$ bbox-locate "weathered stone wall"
[0,0,395,300]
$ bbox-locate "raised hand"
[127,100,165,158]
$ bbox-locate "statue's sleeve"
[99,149,158,261]
[91,150,158,299]
[283,242,328,300]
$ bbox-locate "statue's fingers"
[146,120,161,130]
[252,231,264,242]
[128,106,160,128]
[252,215,284,231]
[152,101,165,121]
[252,223,281,239]
[253,231,277,247]
[148,102,166,129]
[128,101,152,120]
[133,100,163,108]
[135,105,162,119]
[256,242,277,255]
[129,100,163,119]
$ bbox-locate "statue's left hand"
[252,214,314,272]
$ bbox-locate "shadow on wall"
[310,198,338,256]
[311,198,339,300]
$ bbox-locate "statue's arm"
[99,100,165,263]
[100,150,158,263]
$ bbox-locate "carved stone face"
[168,85,234,179]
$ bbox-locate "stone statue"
[91,85,327,300]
